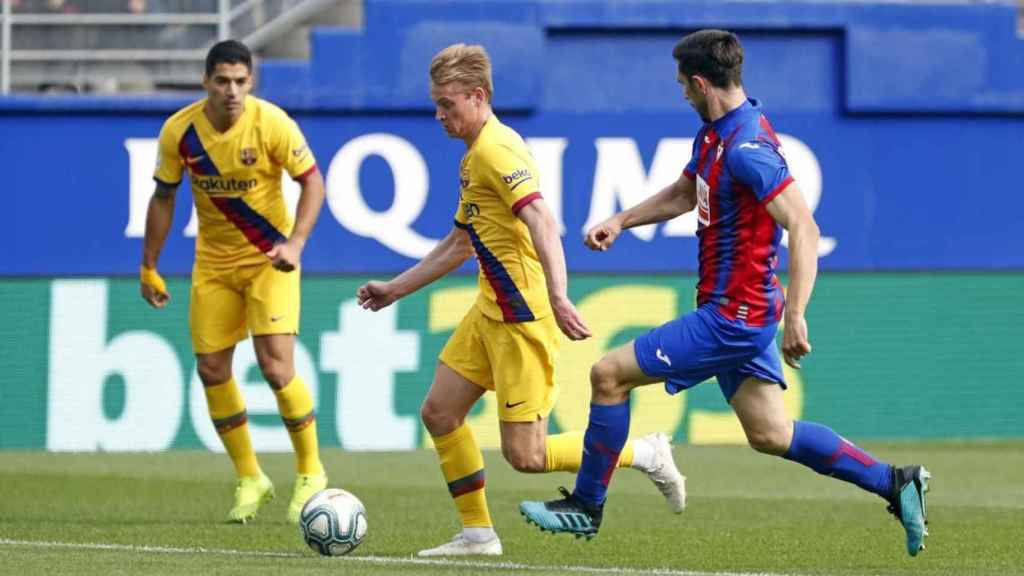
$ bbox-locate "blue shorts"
[633,303,786,402]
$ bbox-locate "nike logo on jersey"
[505,400,527,408]
[738,142,760,150]
[186,154,206,164]
[270,315,284,322]
[656,348,672,367]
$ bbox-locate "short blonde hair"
[429,43,493,103]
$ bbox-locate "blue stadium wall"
[1,1,1022,449]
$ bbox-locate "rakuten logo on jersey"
[190,175,258,194]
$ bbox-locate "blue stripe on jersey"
[180,124,220,176]
[454,220,535,323]
[210,196,286,253]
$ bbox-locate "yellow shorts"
[439,305,561,422]
[189,262,300,354]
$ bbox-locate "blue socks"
[783,420,893,498]
[574,401,631,507]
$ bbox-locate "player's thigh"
[499,417,548,470]
[486,315,560,423]
[437,307,495,392]
[189,265,247,355]
[593,340,662,390]
[730,376,793,453]
[252,333,295,388]
[422,362,487,433]
[246,263,300,337]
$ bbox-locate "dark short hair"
[672,29,743,89]
[205,40,252,76]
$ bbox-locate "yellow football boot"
[287,472,328,524]
[227,472,274,524]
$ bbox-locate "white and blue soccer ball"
[299,488,368,556]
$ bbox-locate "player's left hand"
[781,313,812,369]
[267,239,301,272]
[551,295,592,341]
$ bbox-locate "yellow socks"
[204,378,260,478]
[433,423,492,528]
[544,430,635,472]
[274,375,324,476]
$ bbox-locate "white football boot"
[638,432,687,513]
[417,531,503,557]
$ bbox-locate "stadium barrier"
[2,274,1020,450]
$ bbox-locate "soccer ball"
[298,488,368,556]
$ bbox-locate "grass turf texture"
[1,442,1022,575]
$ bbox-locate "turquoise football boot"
[520,487,603,540]
[888,465,931,557]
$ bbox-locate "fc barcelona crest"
[240,148,257,166]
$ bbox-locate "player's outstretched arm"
[584,173,696,251]
[766,182,821,369]
[519,198,592,341]
[356,227,474,312]
[268,168,326,272]
[140,182,178,308]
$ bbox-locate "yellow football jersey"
[154,95,317,269]
[454,115,551,323]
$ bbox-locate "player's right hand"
[140,265,170,308]
[357,280,399,311]
[781,313,812,369]
[584,217,623,252]
[551,296,592,341]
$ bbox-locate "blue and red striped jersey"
[682,99,794,326]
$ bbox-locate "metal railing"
[0,0,336,93]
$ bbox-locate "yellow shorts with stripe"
[189,262,300,354]
[439,305,561,422]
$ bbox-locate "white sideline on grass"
[0,538,789,576]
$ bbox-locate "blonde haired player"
[141,40,328,524]
[357,43,687,556]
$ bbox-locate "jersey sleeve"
[268,111,317,181]
[153,121,184,186]
[727,140,794,204]
[453,195,469,228]
[480,144,542,215]
[682,129,702,180]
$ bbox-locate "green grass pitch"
[1,442,1022,575]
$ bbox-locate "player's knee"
[259,363,293,390]
[745,426,789,455]
[420,399,458,437]
[196,361,230,386]
[590,359,624,399]
[502,444,545,473]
